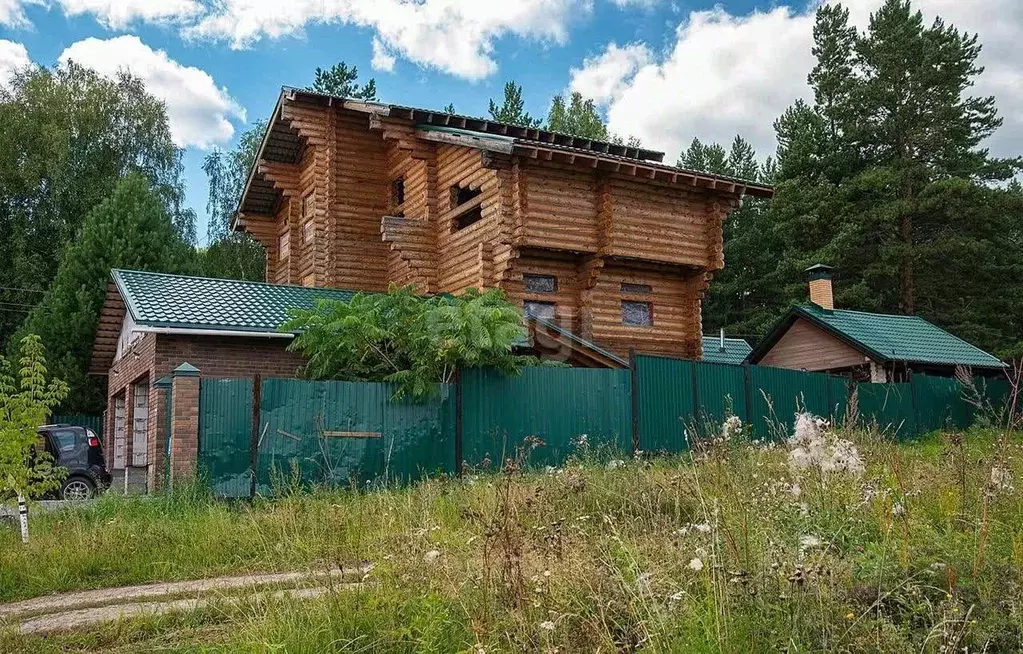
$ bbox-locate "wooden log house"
[234,87,773,361]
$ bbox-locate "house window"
[303,221,315,244]
[621,282,652,294]
[450,186,483,230]
[524,274,557,294]
[524,301,557,321]
[622,300,652,327]
[392,177,405,208]
[278,233,290,261]
[302,192,315,218]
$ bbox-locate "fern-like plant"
[281,285,527,398]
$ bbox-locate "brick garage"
[91,270,359,493]
[105,332,306,491]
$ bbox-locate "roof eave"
[232,89,288,232]
[110,269,141,325]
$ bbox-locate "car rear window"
[50,428,80,453]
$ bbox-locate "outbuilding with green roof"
[748,265,1005,382]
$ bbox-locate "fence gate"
[197,377,456,497]
[198,378,253,497]
[255,379,455,494]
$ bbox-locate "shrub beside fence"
[190,355,1010,497]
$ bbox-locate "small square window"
[392,177,405,207]
[523,274,557,293]
[524,301,557,322]
[622,301,652,327]
[278,233,290,261]
[302,193,315,219]
[621,282,652,294]
[303,221,314,243]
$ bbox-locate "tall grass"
[2,423,1022,652]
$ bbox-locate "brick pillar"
[170,363,201,487]
[151,376,173,492]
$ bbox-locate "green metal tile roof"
[701,335,752,365]
[113,269,356,333]
[792,304,1004,369]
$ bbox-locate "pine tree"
[488,82,541,128]
[683,136,785,339]
[545,92,609,139]
[769,0,1023,355]
[0,63,187,347]
[16,174,195,413]
[309,62,377,100]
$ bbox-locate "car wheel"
[61,477,95,501]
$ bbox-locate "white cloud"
[572,1,1023,162]
[570,42,652,104]
[371,36,397,73]
[0,39,31,87]
[53,0,202,29]
[58,36,244,149]
[0,0,35,27]
[185,0,589,80]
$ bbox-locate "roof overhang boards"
[89,280,126,375]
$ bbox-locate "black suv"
[37,424,112,500]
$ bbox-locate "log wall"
[434,145,503,293]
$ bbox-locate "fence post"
[909,370,920,437]
[455,368,464,477]
[249,375,262,499]
[691,362,701,434]
[826,375,835,423]
[742,364,754,434]
[169,363,201,488]
[152,375,173,492]
[629,349,639,455]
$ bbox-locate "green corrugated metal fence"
[198,377,455,497]
[749,365,835,440]
[257,378,454,494]
[461,367,631,469]
[51,414,104,437]
[195,361,1011,495]
[636,356,848,449]
[198,378,253,498]
[634,356,696,452]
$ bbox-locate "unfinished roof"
[236,87,773,220]
[751,304,1005,369]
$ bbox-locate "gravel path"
[0,564,373,635]
[17,586,350,635]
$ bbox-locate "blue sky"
[1,0,1020,244]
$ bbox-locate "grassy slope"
[1,427,1022,652]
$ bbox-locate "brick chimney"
[805,264,835,310]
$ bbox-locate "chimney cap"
[805,263,834,280]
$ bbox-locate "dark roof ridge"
[111,268,359,294]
